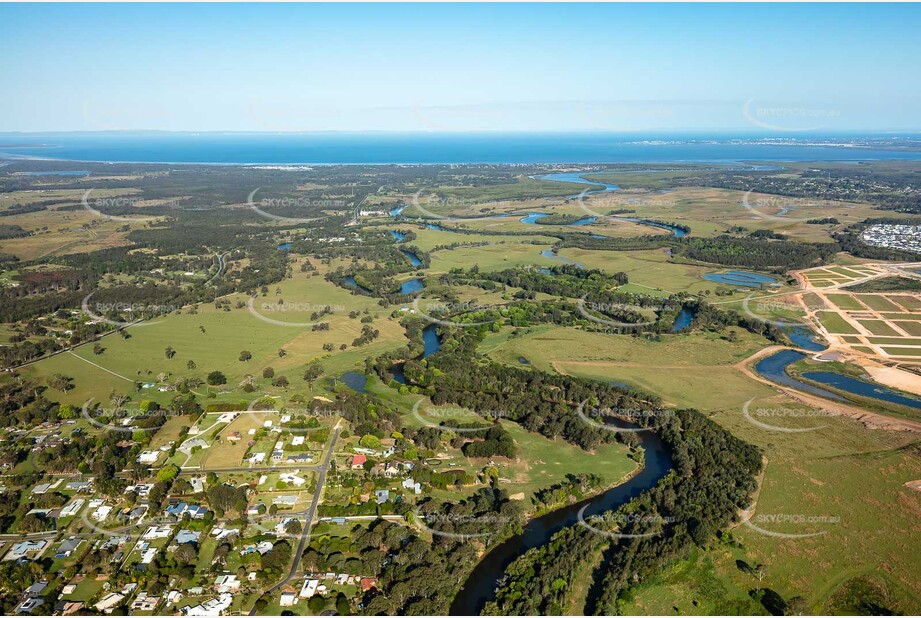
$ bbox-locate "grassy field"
[553,247,740,295]
[405,176,598,206]
[858,319,900,336]
[480,324,775,411]
[427,419,638,504]
[621,399,921,615]
[479,321,921,614]
[19,266,409,407]
[817,311,860,335]
[0,188,160,260]
[857,295,903,312]
[825,293,867,311]
[428,242,559,273]
[568,186,897,243]
[395,225,559,252]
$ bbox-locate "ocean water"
[2,132,921,164]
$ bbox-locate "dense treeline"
[675,236,837,272]
[410,329,656,451]
[484,408,761,615]
[441,263,628,296]
[344,488,523,614]
[368,326,761,615]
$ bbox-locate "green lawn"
[817,312,860,335]
[621,399,921,615]
[19,268,409,407]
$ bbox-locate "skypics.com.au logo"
[81,291,178,328]
[410,399,511,434]
[412,298,503,328]
[247,297,347,328]
[578,508,675,539]
[741,399,834,434]
[742,98,841,133]
[247,189,345,223]
[743,511,841,539]
[575,400,673,433]
[407,192,518,223]
[577,296,661,329]
[82,189,183,222]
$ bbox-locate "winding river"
[536,172,688,237]
[754,326,921,411]
[450,424,672,615]
[389,172,688,238]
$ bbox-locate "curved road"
[249,422,342,614]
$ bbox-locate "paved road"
[249,423,342,613]
[177,463,321,475]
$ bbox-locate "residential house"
[350,454,367,469]
[279,473,306,486]
[143,525,173,539]
[272,495,297,507]
[30,483,51,495]
[24,581,48,597]
[280,592,297,607]
[94,593,125,613]
[180,593,232,616]
[59,499,85,518]
[15,598,43,614]
[165,502,188,517]
[211,527,239,541]
[92,505,113,521]
[140,547,158,565]
[214,574,240,593]
[176,529,202,545]
[187,505,210,519]
[65,480,91,492]
[55,601,83,615]
[131,592,160,612]
[55,538,82,559]
[136,450,160,464]
[131,593,161,612]
[299,579,319,598]
[402,478,422,494]
[275,518,297,535]
[5,540,47,561]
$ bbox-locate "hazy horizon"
[3,3,921,133]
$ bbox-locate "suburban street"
[249,422,342,613]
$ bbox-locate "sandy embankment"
[864,366,921,397]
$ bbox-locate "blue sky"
[2,3,920,132]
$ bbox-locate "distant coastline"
[2,132,921,165]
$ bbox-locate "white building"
[137,450,160,464]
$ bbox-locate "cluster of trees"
[460,425,516,459]
[675,236,838,273]
[442,263,628,298]
[533,473,605,513]
[485,409,761,615]
[344,488,523,614]
[680,299,787,343]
